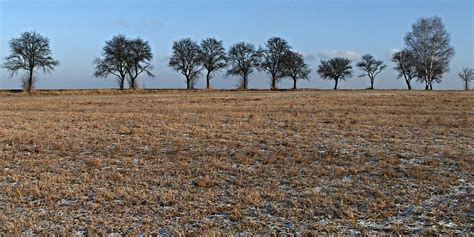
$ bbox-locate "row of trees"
[3,17,473,92]
[169,37,312,90]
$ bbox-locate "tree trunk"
[334,79,338,90]
[429,82,433,91]
[293,78,297,90]
[271,74,277,90]
[206,72,211,89]
[466,81,469,91]
[243,76,248,90]
[406,80,412,90]
[27,69,33,93]
[186,77,190,90]
[119,75,125,90]
[130,78,136,90]
[369,77,374,90]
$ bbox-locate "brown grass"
[0,89,472,235]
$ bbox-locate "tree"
[199,38,227,89]
[226,42,260,89]
[356,54,386,89]
[3,31,59,93]
[282,51,311,90]
[125,38,154,90]
[404,16,454,90]
[258,37,291,89]
[169,38,202,89]
[317,57,352,90]
[459,67,474,90]
[94,34,129,90]
[392,49,417,90]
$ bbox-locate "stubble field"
[0,89,472,235]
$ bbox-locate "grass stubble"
[0,89,472,235]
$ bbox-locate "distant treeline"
[2,16,473,93]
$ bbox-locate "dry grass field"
[0,89,472,235]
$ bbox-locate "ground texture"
[0,90,473,235]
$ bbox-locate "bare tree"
[199,38,227,89]
[392,49,417,90]
[169,38,202,89]
[459,67,474,90]
[3,31,59,93]
[226,42,260,89]
[94,34,129,90]
[356,54,386,90]
[283,51,311,90]
[317,57,352,90]
[259,37,291,90]
[125,38,154,90]
[404,16,454,90]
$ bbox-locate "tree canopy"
[392,49,417,90]
[356,54,386,90]
[199,38,227,89]
[94,35,153,90]
[3,31,59,93]
[258,37,291,90]
[125,38,154,89]
[282,51,311,90]
[459,67,474,90]
[169,38,203,89]
[404,16,454,90]
[226,42,260,89]
[317,57,352,90]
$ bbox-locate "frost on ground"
[0,90,472,235]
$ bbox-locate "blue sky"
[0,0,472,90]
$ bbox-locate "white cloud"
[301,52,316,61]
[318,50,362,61]
[387,48,400,59]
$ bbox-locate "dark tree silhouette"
[392,50,417,90]
[283,51,311,90]
[356,54,386,90]
[3,31,59,93]
[317,57,352,90]
[226,42,260,89]
[259,37,291,90]
[125,38,154,90]
[405,16,454,90]
[459,67,474,90]
[169,38,202,89]
[199,38,227,89]
[94,35,129,90]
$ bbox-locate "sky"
[0,0,472,90]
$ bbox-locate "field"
[0,89,472,235]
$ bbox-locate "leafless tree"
[317,57,352,90]
[94,34,129,90]
[3,31,59,93]
[357,54,386,90]
[405,16,454,90]
[199,38,227,89]
[283,51,311,90]
[392,49,417,90]
[226,42,260,89]
[258,37,291,90]
[169,38,202,89]
[125,38,154,90]
[459,67,474,90]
